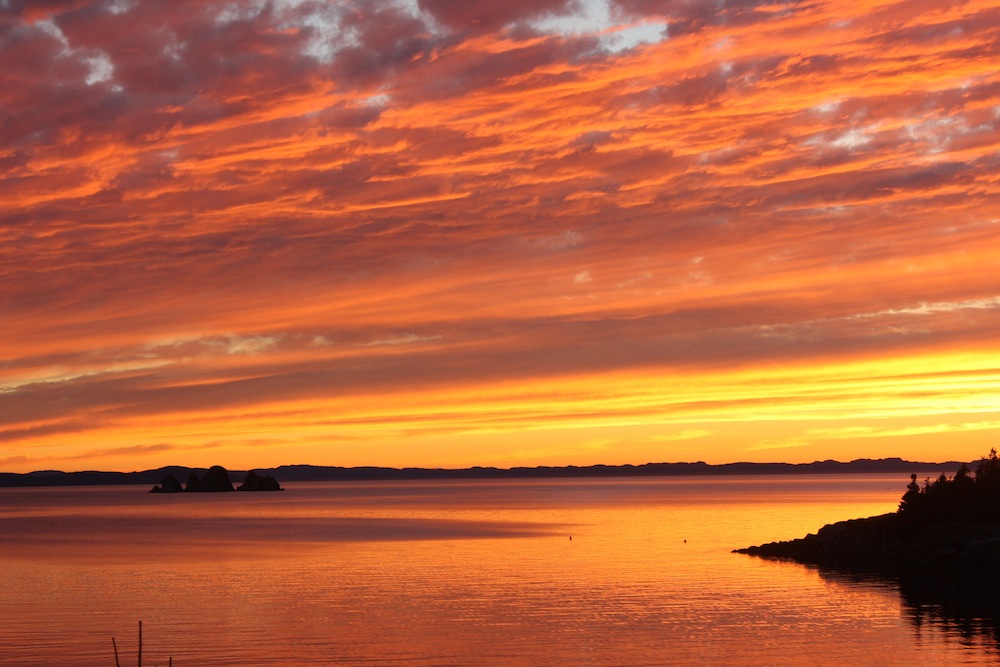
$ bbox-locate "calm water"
[1,475,997,666]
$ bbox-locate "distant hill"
[0,458,967,488]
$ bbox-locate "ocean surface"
[1,475,997,666]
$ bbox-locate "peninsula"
[735,451,1000,580]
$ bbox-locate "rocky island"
[735,451,1000,581]
[149,465,283,493]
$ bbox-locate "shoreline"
[0,457,965,488]
[736,454,1000,582]
[735,512,1000,581]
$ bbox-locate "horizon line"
[1,456,972,479]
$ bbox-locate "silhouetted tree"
[899,473,925,520]
[898,451,1000,526]
[974,449,1000,520]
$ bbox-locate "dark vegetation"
[898,450,1000,526]
[149,465,282,493]
[735,450,1000,580]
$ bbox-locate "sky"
[2,0,999,474]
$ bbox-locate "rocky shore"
[736,454,1000,582]
[734,512,1000,580]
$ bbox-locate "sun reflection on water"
[1,476,997,666]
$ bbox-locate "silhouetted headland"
[149,466,283,493]
[0,457,965,488]
[735,451,1000,581]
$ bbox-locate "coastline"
[735,512,1000,580]
[736,454,1000,582]
[0,457,964,488]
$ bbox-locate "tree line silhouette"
[899,449,1000,526]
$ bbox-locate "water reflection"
[811,565,1000,659]
[6,478,998,666]
[0,512,568,565]
[900,577,1000,657]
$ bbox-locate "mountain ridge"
[0,457,967,488]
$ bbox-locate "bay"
[1,475,995,665]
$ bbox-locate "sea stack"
[194,465,235,492]
[237,470,283,491]
[150,466,281,493]
[149,474,184,493]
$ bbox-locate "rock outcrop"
[185,471,202,492]
[149,474,184,493]
[194,465,235,492]
[735,512,1000,580]
[237,470,283,491]
[149,466,282,493]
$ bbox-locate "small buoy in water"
[683,539,687,543]
[569,535,572,541]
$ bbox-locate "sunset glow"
[3,0,999,472]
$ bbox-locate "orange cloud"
[2,0,999,472]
